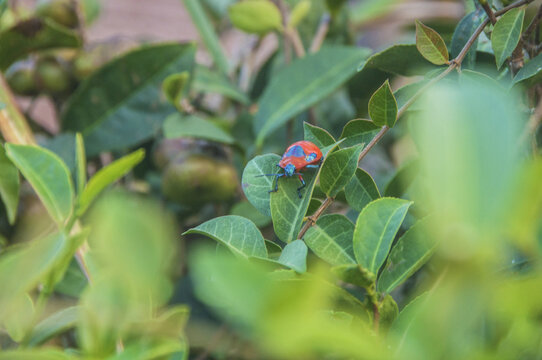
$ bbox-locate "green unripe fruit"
[5,60,39,96]
[36,0,78,28]
[35,56,73,94]
[162,155,238,207]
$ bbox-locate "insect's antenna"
[255,173,282,177]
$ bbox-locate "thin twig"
[479,0,497,24]
[296,0,535,240]
[523,4,542,41]
[287,28,306,57]
[310,13,331,53]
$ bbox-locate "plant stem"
[296,0,535,240]
[479,0,497,24]
[310,13,331,53]
[522,4,542,41]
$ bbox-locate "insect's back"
[279,141,322,171]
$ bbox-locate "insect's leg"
[296,175,306,198]
[269,174,281,193]
[304,164,320,169]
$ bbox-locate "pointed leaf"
[303,122,335,148]
[6,144,73,226]
[345,168,380,211]
[339,119,379,148]
[242,154,282,217]
[0,350,74,360]
[451,9,486,69]
[162,72,190,111]
[228,0,283,35]
[163,113,235,144]
[26,306,79,347]
[270,141,342,242]
[4,293,34,342]
[491,8,525,68]
[0,145,19,224]
[184,215,268,258]
[77,149,145,216]
[255,46,371,146]
[0,18,81,70]
[278,240,307,273]
[359,44,435,76]
[75,133,86,196]
[377,217,437,293]
[415,20,449,65]
[288,0,311,28]
[368,80,398,127]
[194,65,249,104]
[62,43,196,156]
[353,198,412,273]
[512,51,542,86]
[320,144,364,197]
[304,214,355,266]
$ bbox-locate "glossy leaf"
[358,44,434,76]
[378,217,437,293]
[277,240,307,273]
[512,52,542,86]
[303,122,335,148]
[4,293,34,342]
[491,8,525,68]
[184,215,268,258]
[230,200,271,228]
[415,20,449,65]
[368,80,397,127]
[194,65,249,104]
[182,0,229,74]
[77,149,145,216]
[242,153,282,217]
[0,18,80,70]
[320,144,364,197]
[353,198,412,273]
[228,0,282,35]
[6,144,73,226]
[75,133,86,196]
[162,72,189,111]
[345,168,380,212]
[450,9,486,69]
[62,43,196,156]
[26,307,78,347]
[255,46,371,146]
[304,214,356,266]
[339,119,379,148]
[0,145,19,224]
[163,113,235,144]
[0,232,67,321]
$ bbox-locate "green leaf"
[345,168,380,212]
[384,159,420,198]
[270,142,342,243]
[184,215,268,258]
[6,144,73,226]
[4,293,34,342]
[368,80,398,127]
[75,133,86,196]
[358,44,434,76]
[194,65,249,104]
[228,0,282,35]
[163,113,235,144]
[107,338,187,360]
[339,119,379,148]
[242,153,282,217]
[0,18,80,70]
[40,133,76,175]
[62,43,196,156]
[304,214,356,266]
[182,0,229,75]
[0,350,74,360]
[0,145,19,224]
[512,51,542,86]
[394,80,427,110]
[353,198,412,274]
[320,144,364,197]
[162,72,190,111]
[277,240,307,273]
[331,264,375,288]
[230,200,271,228]
[377,217,437,293]
[378,294,398,329]
[26,306,78,347]
[77,149,145,216]
[0,232,67,321]
[491,8,525,68]
[288,0,311,28]
[415,20,449,65]
[255,46,371,146]
[303,122,336,148]
[451,9,486,69]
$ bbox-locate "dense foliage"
[1,0,542,358]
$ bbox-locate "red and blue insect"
[259,141,323,198]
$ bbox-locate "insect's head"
[284,164,296,177]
